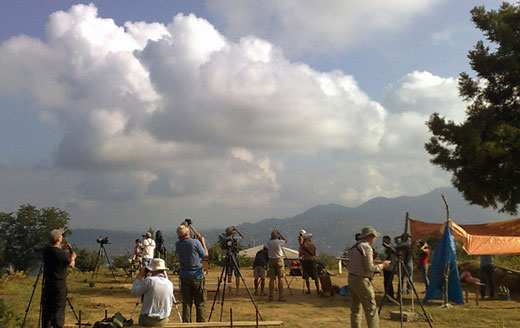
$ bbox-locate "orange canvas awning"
[409,218,520,255]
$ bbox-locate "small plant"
[0,297,21,327]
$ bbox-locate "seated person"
[130,258,174,327]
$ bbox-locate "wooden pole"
[256,308,259,328]
[105,309,107,320]
[78,310,81,328]
[441,195,450,222]
[404,212,409,235]
[230,308,233,328]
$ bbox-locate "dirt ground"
[7,266,520,328]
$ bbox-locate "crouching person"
[130,258,173,327]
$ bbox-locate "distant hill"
[68,187,514,258]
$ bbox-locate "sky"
[0,0,505,231]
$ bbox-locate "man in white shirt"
[130,258,174,327]
[142,232,156,267]
[264,230,287,301]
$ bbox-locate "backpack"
[93,312,128,328]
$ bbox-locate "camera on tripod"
[382,242,408,255]
[221,237,239,253]
[96,236,109,245]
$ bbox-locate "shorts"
[253,266,267,280]
[226,256,241,277]
[267,258,285,279]
[302,260,318,280]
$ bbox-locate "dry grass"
[2,266,520,328]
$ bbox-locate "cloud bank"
[0,4,466,229]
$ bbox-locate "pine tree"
[426,3,520,214]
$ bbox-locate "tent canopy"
[239,245,300,260]
[410,217,520,255]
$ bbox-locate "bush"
[316,253,338,270]
[75,249,98,272]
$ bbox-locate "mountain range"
[68,187,514,257]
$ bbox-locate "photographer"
[395,233,413,295]
[298,229,306,246]
[265,230,287,302]
[298,233,321,295]
[42,228,76,328]
[221,226,244,295]
[130,259,173,327]
[348,226,390,328]
[382,236,396,300]
[175,224,208,323]
[142,232,156,267]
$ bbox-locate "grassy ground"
[1,266,520,328]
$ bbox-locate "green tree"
[74,249,98,272]
[426,3,520,214]
[0,204,70,271]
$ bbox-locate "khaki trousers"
[138,314,169,327]
[348,274,379,328]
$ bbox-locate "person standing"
[298,233,321,294]
[42,228,77,328]
[348,226,390,328]
[480,255,495,299]
[382,235,396,300]
[417,240,430,288]
[221,226,244,295]
[395,232,413,294]
[175,224,208,322]
[142,232,156,267]
[265,230,287,301]
[130,259,174,327]
[252,246,269,295]
[132,239,143,264]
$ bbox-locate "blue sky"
[0,1,505,230]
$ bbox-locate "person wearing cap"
[130,258,174,327]
[348,226,390,328]
[142,232,156,268]
[298,229,307,246]
[299,233,321,294]
[42,228,76,328]
[175,224,209,322]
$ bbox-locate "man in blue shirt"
[175,224,208,322]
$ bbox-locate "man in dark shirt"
[299,233,321,294]
[42,228,76,328]
[252,246,269,295]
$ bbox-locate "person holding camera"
[299,233,321,295]
[42,228,76,328]
[265,230,287,301]
[395,232,413,295]
[382,235,396,300]
[142,232,156,268]
[221,226,244,295]
[175,224,208,322]
[130,258,174,327]
[417,240,430,288]
[348,226,390,328]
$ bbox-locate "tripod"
[21,261,80,328]
[378,252,433,328]
[208,250,263,322]
[90,242,117,286]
